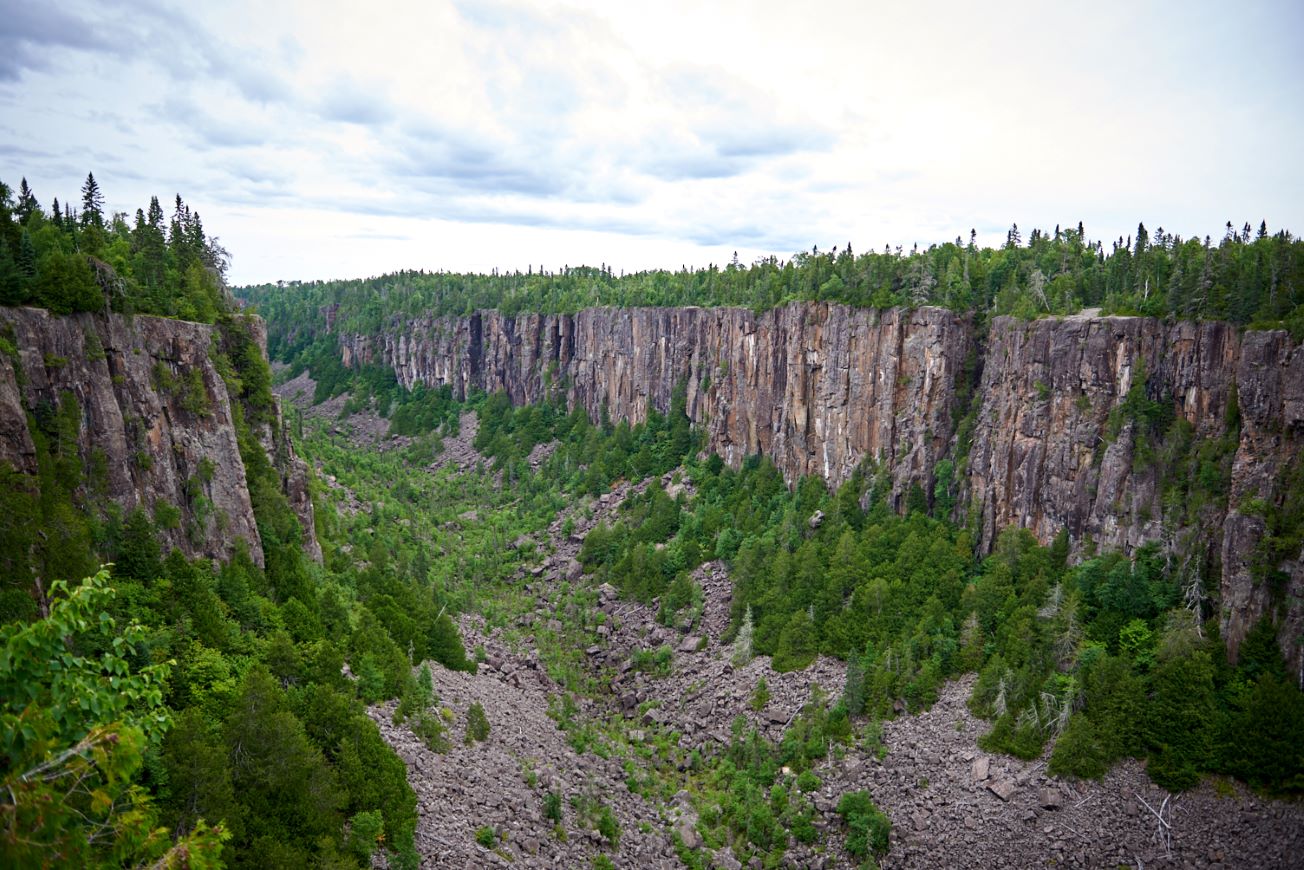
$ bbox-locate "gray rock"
[987,779,1016,801]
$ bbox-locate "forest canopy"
[239,221,1304,347]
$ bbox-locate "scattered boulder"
[988,779,1017,801]
[972,755,990,782]
[676,818,701,850]
[1039,787,1064,810]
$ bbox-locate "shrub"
[596,803,620,847]
[836,790,891,861]
[465,701,490,744]
[474,826,497,848]
[750,677,770,712]
[411,711,450,753]
[347,810,384,861]
[543,791,562,822]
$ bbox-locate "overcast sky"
[2,0,1302,286]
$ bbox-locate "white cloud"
[1,0,1301,284]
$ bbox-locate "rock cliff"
[340,303,974,506]
[335,304,1303,677]
[970,315,1304,673]
[0,307,320,568]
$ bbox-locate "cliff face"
[971,315,1303,672]
[337,304,1303,677]
[968,315,1240,555]
[970,315,1304,675]
[340,303,974,503]
[0,307,319,568]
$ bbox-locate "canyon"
[331,303,1303,676]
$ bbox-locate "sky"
[2,0,1302,286]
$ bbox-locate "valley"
[4,176,1303,869]
[287,378,1304,869]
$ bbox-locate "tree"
[222,667,344,857]
[15,178,37,224]
[732,604,755,666]
[0,570,229,867]
[772,608,818,672]
[162,708,243,842]
[428,612,472,672]
[80,172,104,228]
[16,229,35,280]
[115,507,161,582]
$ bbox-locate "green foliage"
[237,222,1304,335]
[0,570,227,867]
[0,174,231,322]
[465,701,490,744]
[543,790,563,822]
[1048,712,1109,779]
[836,790,891,861]
[429,613,474,673]
[474,826,497,848]
[772,608,818,672]
[347,810,384,862]
[750,677,770,712]
[632,645,674,677]
[596,802,621,848]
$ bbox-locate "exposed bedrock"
[0,307,320,568]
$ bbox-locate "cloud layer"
[2,0,1302,284]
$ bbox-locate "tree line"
[0,173,229,321]
[240,220,1304,347]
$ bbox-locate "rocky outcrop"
[334,304,1304,676]
[340,303,974,505]
[968,314,1241,555]
[0,307,320,568]
[969,314,1303,677]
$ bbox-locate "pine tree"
[15,178,37,223]
[17,229,36,278]
[732,604,755,666]
[80,172,104,228]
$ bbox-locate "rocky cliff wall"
[0,307,320,569]
[336,304,1303,676]
[339,303,974,504]
[970,315,1304,676]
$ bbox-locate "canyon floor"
[280,381,1304,869]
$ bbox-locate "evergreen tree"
[80,172,104,228]
[15,177,37,224]
[773,608,818,672]
[17,229,36,279]
[115,508,162,583]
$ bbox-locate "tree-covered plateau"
[238,220,1304,348]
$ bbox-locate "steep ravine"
[365,460,1304,869]
[0,306,320,568]
[332,305,1303,674]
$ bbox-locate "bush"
[596,803,620,847]
[466,701,490,744]
[411,711,450,753]
[750,677,770,712]
[347,810,384,861]
[836,790,891,861]
[543,791,563,822]
[474,826,497,848]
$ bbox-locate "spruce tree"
[15,178,37,223]
[80,172,104,228]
